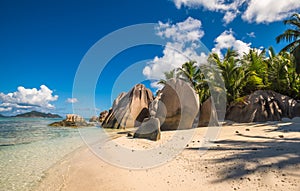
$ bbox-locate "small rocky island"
[49,114,94,127]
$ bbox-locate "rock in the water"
[226,90,300,123]
[198,97,219,127]
[102,84,154,129]
[89,116,99,122]
[133,117,161,141]
[99,110,109,122]
[66,114,85,123]
[156,78,199,131]
[49,114,91,127]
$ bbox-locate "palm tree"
[177,61,210,104]
[241,48,268,95]
[158,69,177,85]
[177,61,199,88]
[276,13,300,73]
[266,49,300,99]
[209,49,247,104]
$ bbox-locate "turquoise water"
[0,118,94,191]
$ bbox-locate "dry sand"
[35,119,300,191]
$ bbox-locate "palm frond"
[276,29,300,43]
[280,39,300,53]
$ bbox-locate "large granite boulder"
[294,103,300,117]
[99,110,109,122]
[133,117,161,141]
[198,97,219,127]
[226,90,300,123]
[102,84,154,129]
[156,78,199,131]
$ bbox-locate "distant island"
[0,114,7,118]
[0,111,62,118]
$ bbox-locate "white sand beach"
[35,120,300,191]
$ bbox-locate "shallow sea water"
[0,118,97,191]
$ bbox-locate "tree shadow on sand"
[188,121,300,183]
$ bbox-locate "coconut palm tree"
[266,49,300,99]
[158,69,177,85]
[276,13,300,74]
[209,49,247,104]
[241,48,268,95]
[177,61,210,104]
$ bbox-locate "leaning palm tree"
[276,13,300,73]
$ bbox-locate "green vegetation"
[160,13,300,107]
[276,13,300,74]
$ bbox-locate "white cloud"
[0,107,12,112]
[242,0,300,23]
[223,11,238,24]
[247,32,256,38]
[173,0,244,11]
[66,98,78,103]
[173,0,245,23]
[172,0,300,24]
[0,85,58,114]
[156,17,204,42]
[212,29,252,57]
[143,17,208,88]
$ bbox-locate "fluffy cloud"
[172,0,300,24]
[66,98,78,103]
[242,0,300,23]
[223,11,239,24]
[173,0,244,11]
[173,0,245,24]
[143,17,208,88]
[156,17,204,42]
[212,29,252,57]
[0,85,58,114]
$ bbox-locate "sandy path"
[35,121,300,191]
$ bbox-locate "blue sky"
[0,0,299,117]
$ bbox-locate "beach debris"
[278,135,284,138]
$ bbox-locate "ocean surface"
[0,118,96,191]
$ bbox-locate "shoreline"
[35,121,300,191]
